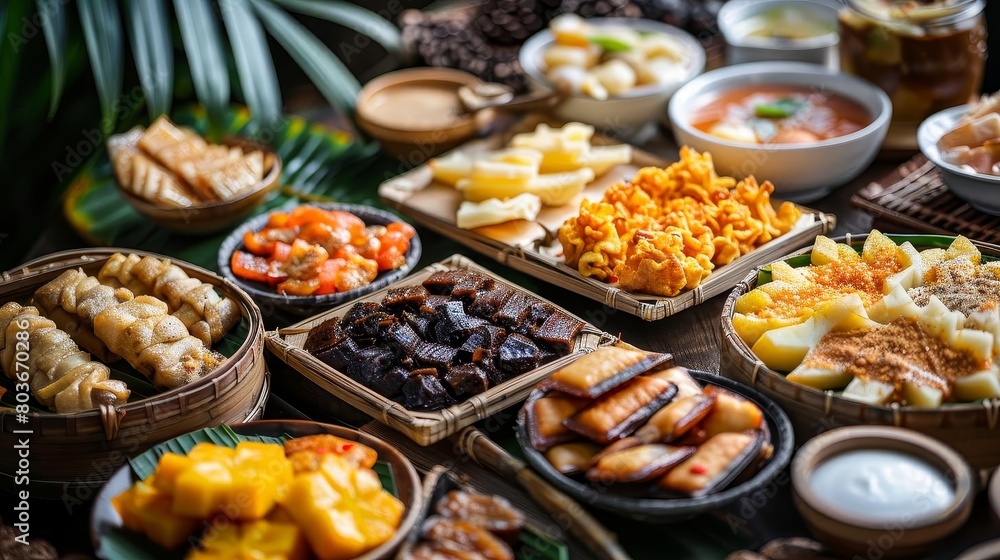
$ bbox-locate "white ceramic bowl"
[918,105,1000,216]
[519,18,705,137]
[718,0,841,68]
[668,61,892,202]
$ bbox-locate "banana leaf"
[62,105,383,272]
[98,423,398,560]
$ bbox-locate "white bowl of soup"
[668,62,891,202]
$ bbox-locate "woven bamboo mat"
[851,155,1000,244]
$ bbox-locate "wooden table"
[6,132,999,559]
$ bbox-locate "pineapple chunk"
[731,313,802,348]
[769,261,809,285]
[903,382,943,408]
[836,243,862,263]
[867,284,920,324]
[841,377,894,406]
[861,230,899,265]
[786,365,854,391]
[954,369,1000,401]
[751,294,865,371]
[885,242,923,291]
[810,235,840,266]
[920,248,948,268]
[429,151,474,187]
[947,328,994,363]
[734,289,774,315]
[945,235,981,264]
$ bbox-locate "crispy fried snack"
[558,147,801,296]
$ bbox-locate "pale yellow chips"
[558,147,801,296]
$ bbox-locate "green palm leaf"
[125,0,173,119]
[37,0,68,118]
[273,0,405,64]
[250,0,360,112]
[220,0,282,127]
[78,0,124,135]
[173,0,230,126]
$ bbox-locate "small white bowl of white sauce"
[792,426,975,559]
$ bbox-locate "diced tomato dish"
[230,206,415,296]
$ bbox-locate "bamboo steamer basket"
[720,233,1000,471]
[0,248,268,501]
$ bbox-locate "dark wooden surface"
[8,128,1000,559]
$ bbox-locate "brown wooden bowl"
[114,136,281,235]
[355,68,494,161]
[792,426,975,559]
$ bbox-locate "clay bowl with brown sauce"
[355,68,495,162]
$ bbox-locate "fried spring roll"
[564,376,677,444]
[544,442,604,475]
[524,392,589,451]
[658,430,763,497]
[646,366,703,399]
[586,444,695,484]
[633,393,716,443]
[544,346,669,399]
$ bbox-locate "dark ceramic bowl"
[515,370,794,522]
[218,202,422,316]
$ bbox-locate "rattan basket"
[266,254,616,446]
[720,233,1000,471]
[0,248,268,499]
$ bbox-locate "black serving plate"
[515,370,794,523]
[218,202,422,316]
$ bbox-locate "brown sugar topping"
[803,317,988,404]
[909,258,1000,317]
[759,258,905,319]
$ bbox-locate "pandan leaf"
[251,0,360,112]
[78,0,124,134]
[590,35,632,52]
[273,0,405,64]
[125,0,174,119]
[220,0,282,127]
[37,0,68,118]
[173,0,230,127]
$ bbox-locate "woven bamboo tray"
[852,154,1000,244]
[266,254,616,446]
[379,118,836,321]
[720,233,1000,471]
[0,248,268,499]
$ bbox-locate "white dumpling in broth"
[543,44,600,70]
[589,59,637,96]
[635,56,689,86]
